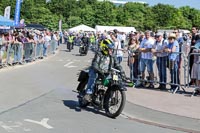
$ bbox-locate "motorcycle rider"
[83,39,127,101]
[68,33,74,50]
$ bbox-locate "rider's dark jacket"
[91,51,126,78]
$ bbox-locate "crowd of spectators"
[125,28,200,93]
[0,29,61,68]
[92,27,200,94]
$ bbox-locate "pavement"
[120,53,200,120]
[120,52,200,132]
[119,55,200,119]
[126,86,200,119]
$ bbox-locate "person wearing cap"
[139,30,155,88]
[138,31,145,43]
[165,33,180,92]
[152,32,168,90]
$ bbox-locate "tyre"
[104,88,126,118]
[77,81,89,108]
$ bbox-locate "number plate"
[113,74,118,81]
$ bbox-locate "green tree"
[168,10,190,29]
[67,16,82,28]
[152,4,177,29]
[1,0,200,31]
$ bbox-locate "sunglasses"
[168,38,174,40]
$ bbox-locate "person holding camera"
[139,30,155,88]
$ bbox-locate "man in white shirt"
[139,30,155,88]
[110,32,123,64]
[43,32,51,56]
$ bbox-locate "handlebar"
[111,68,120,73]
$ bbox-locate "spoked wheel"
[77,81,89,108]
[104,89,126,118]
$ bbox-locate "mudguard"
[110,84,127,91]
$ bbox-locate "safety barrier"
[187,51,200,96]
[0,40,57,68]
[126,50,192,94]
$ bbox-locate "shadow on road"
[60,49,70,52]
[72,54,82,56]
[62,100,81,112]
[62,100,107,117]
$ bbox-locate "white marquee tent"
[68,24,96,32]
[95,25,136,33]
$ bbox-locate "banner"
[4,6,11,19]
[59,20,62,32]
[14,0,22,26]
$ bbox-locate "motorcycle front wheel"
[104,89,126,118]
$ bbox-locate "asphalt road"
[0,44,185,133]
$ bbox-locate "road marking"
[64,62,77,68]
[23,128,31,132]
[24,118,53,129]
[85,59,92,63]
[0,121,23,132]
[58,59,64,61]
[73,59,81,62]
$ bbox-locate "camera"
[182,33,188,41]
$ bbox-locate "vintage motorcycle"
[79,42,88,56]
[76,67,133,118]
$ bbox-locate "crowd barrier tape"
[0,40,58,68]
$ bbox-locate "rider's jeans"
[86,68,98,94]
